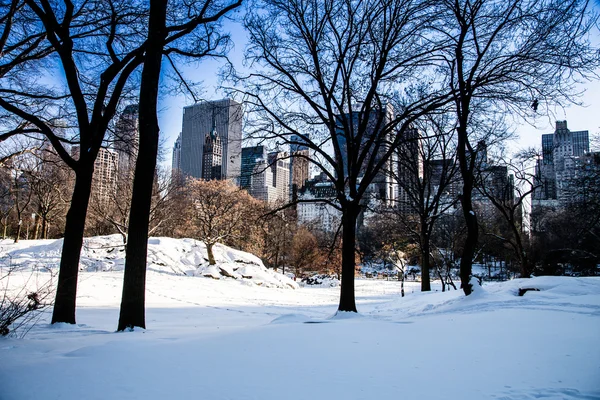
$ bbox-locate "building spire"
[211,107,218,140]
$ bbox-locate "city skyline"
[155,20,600,173]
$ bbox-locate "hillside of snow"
[0,237,599,400]
[0,235,297,289]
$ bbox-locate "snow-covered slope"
[0,235,297,289]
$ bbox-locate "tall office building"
[532,120,590,230]
[180,99,242,181]
[394,127,422,214]
[114,104,139,176]
[240,146,290,203]
[533,120,589,204]
[171,132,182,180]
[268,152,291,202]
[202,126,223,180]
[240,146,266,190]
[72,146,119,205]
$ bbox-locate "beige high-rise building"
[289,149,310,201]
[72,146,119,205]
[241,146,290,204]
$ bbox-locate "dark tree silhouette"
[234,0,452,312]
[0,0,148,323]
[118,0,241,330]
[439,0,599,294]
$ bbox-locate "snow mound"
[0,235,298,289]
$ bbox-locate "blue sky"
[157,14,600,170]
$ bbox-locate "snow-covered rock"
[0,235,298,289]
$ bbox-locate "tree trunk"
[456,121,477,296]
[420,220,431,291]
[52,164,94,324]
[511,223,530,278]
[520,254,530,278]
[33,218,40,240]
[437,266,446,292]
[459,188,477,296]
[117,0,167,331]
[400,268,405,297]
[337,203,359,312]
[14,220,21,243]
[206,242,216,265]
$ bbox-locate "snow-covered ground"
[1,238,599,400]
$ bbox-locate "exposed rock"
[518,287,540,296]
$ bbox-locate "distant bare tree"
[387,114,460,291]
[184,179,260,266]
[7,157,34,243]
[289,227,319,279]
[476,149,539,278]
[259,208,296,273]
[88,166,180,245]
[27,148,72,239]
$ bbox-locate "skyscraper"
[533,120,590,204]
[180,99,242,181]
[394,127,422,214]
[72,146,118,205]
[114,104,139,176]
[268,152,291,202]
[240,146,290,203]
[240,146,266,190]
[335,103,397,205]
[202,126,223,181]
[532,120,590,230]
[172,132,182,180]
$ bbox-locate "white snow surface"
[1,238,600,400]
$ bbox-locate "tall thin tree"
[117,0,241,330]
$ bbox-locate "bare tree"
[476,149,538,278]
[289,227,319,279]
[7,157,34,243]
[88,166,178,245]
[184,178,260,266]
[387,114,460,291]
[0,0,148,324]
[439,0,599,294]
[234,0,452,312]
[259,207,296,272]
[27,147,73,239]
